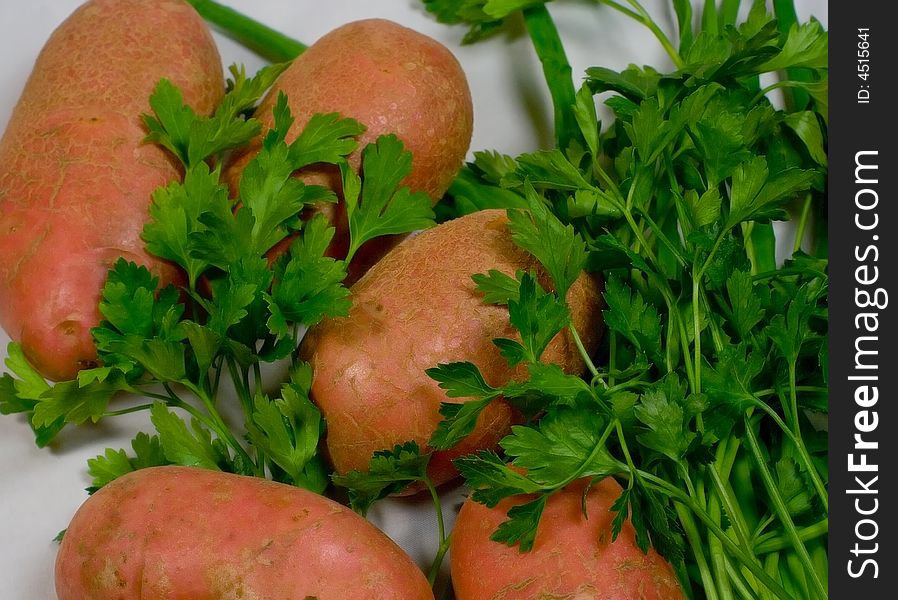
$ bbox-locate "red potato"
[224,18,473,280]
[55,466,434,600]
[301,209,603,488]
[451,477,686,600]
[0,0,223,381]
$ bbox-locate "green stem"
[719,0,742,27]
[185,0,306,62]
[226,356,255,418]
[724,554,759,600]
[424,475,450,587]
[181,381,257,473]
[637,471,791,598]
[549,420,618,489]
[674,502,719,600]
[608,331,617,387]
[570,324,602,382]
[755,386,828,397]
[743,417,827,598]
[708,465,753,553]
[635,207,688,269]
[793,194,814,254]
[691,275,702,394]
[755,519,829,554]
[707,492,735,600]
[103,403,155,417]
[596,0,684,68]
[771,0,811,110]
[749,398,827,511]
[522,5,579,149]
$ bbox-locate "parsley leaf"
[343,134,436,261]
[331,442,430,515]
[506,187,588,299]
[149,403,222,471]
[247,365,327,492]
[494,272,570,367]
[87,432,168,491]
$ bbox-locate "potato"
[224,18,473,280]
[301,209,603,488]
[451,476,685,600]
[55,466,434,600]
[0,0,223,381]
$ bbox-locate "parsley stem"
[748,397,827,510]
[755,385,828,397]
[754,519,829,554]
[181,380,257,474]
[707,493,735,600]
[636,470,790,598]
[102,403,154,417]
[724,555,759,600]
[595,0,684,69]
[743,416,827,598]
[635,208,687,269]
[424,475,450,587]
[522,5,579,150]
[691,275,703,395]
[792,193,814,254]
[226,356,254,421]
[185,0,306,62]
[772,0,812,110]
[707,465,753,552]
[673,502,719,600]
[607,331,617,387]
[569,324,601,382]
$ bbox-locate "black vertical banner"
[829,2,896,597]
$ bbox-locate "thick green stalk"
[743,418,826,598]
[186,0,306,62]
[637,471,790,598]
[674,502,720,600]
[750,395,828,511]
[719,0,741,27]
[771,0,811,110]
[522,5,579,150]
[707,493,735,600]
[755,519,829,554]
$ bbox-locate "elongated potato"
[0,0,223,380]
[55,466,434,600]
[451,477,685,600]
[224,18,473,279]
[301,209,603,487]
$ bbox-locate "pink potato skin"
[55,466,434,600]
[451,477,686,600]
[0,0,223,381]
[300,209,604,488]
[224,18,474,282]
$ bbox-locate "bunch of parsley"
[0,63,436,494]
[330,1,828,598]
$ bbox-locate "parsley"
[2,61,435,498]
[418,1,828,598]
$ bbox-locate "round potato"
[301,209,603,488]
[55,466,434,600]
[224,18,473,280]
[451,476,685,600]
[0,0,223,380]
